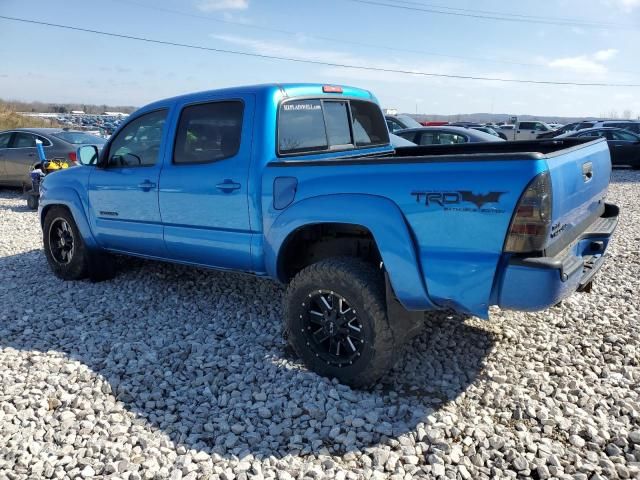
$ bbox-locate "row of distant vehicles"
[57,113,127,138]
[0,112,638,188]
[386,114,640,169]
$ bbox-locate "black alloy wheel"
[48,217,75,265]
[302,290,365,367]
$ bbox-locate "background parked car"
[395,126,504,145]
[470,125,508,140]
[385,114,424,133]
[561,127,640,169]
[389,133,417,147]
[502,121,553,141]
[0,128,106,187]
[537,120,640,139]
[537,122,582,139]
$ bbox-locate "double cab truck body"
[39,83,619,386]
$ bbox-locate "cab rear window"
[278,98,389,155]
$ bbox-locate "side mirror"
[77,145,99,166]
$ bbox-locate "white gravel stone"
[0,170,639,478]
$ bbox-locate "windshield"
[53,131,106,145]
[395,114,422,129]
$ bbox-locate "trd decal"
[411,190,506,213]
[458,191,505,208]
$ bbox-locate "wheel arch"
[40,187,98,250]
[265,194,437,311]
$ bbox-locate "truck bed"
[270,138,599,166]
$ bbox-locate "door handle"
[216,179,241,193]
[137,180,156,191]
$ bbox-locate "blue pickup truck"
[39,83,619,387]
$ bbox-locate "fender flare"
[264,193,436,311]
[39,186,98,250]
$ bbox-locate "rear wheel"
[26,194,38,210]
[284,257,398,388]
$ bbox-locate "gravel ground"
[0,170,638,480]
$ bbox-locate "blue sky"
[1,0,640,117]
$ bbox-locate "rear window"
[53,131,106,145]
[278,98,389,155]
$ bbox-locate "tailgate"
[543,139,611,253]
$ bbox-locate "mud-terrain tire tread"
[43,206,89,281]
[284,257,398,388]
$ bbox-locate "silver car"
[0,128,106,187]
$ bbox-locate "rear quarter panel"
[263,156,546,317]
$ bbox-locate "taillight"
[67,151,77,164]
[504,171,552,253]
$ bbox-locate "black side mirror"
[77,145,99,166]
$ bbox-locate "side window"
[174,101,244,164]
[107,109,167,167]
[417,132,437,145]
[35,135,52,147]
[519,122,535,130]
[12,132,36,148]
[577,122,594,130]
[279,100,327,154]
[439,133,467,144]
[0,132,12,148]
[580,130,605,138]
[611,130,638,141]
[386,119,402,133]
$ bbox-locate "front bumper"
[495,203,619,311]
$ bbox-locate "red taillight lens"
[322,85,343,93]
[67,151,77,164]
[504,172,552,253]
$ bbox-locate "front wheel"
[43,207,89,280]
[284,258,397,388]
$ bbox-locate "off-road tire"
[26,194,38,210]
[43,206,89,281]
[284,257,398,388]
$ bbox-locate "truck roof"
[140,83,377,114]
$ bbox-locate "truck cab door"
[158,95,254,271]
[87,108,169,257]
[515,122,535,140]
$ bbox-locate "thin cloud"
[593,48,618,61]
[197,0,248,12]
[547,49,618,74]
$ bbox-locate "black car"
[562,127,640,169]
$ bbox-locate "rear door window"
[611,130,638,141]
[278,98,388,155]
[174,101,244,164]
[519,122,536,130]
[0,132,12,149]
[12,132,36,148]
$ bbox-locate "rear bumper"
[495,203,619,311]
